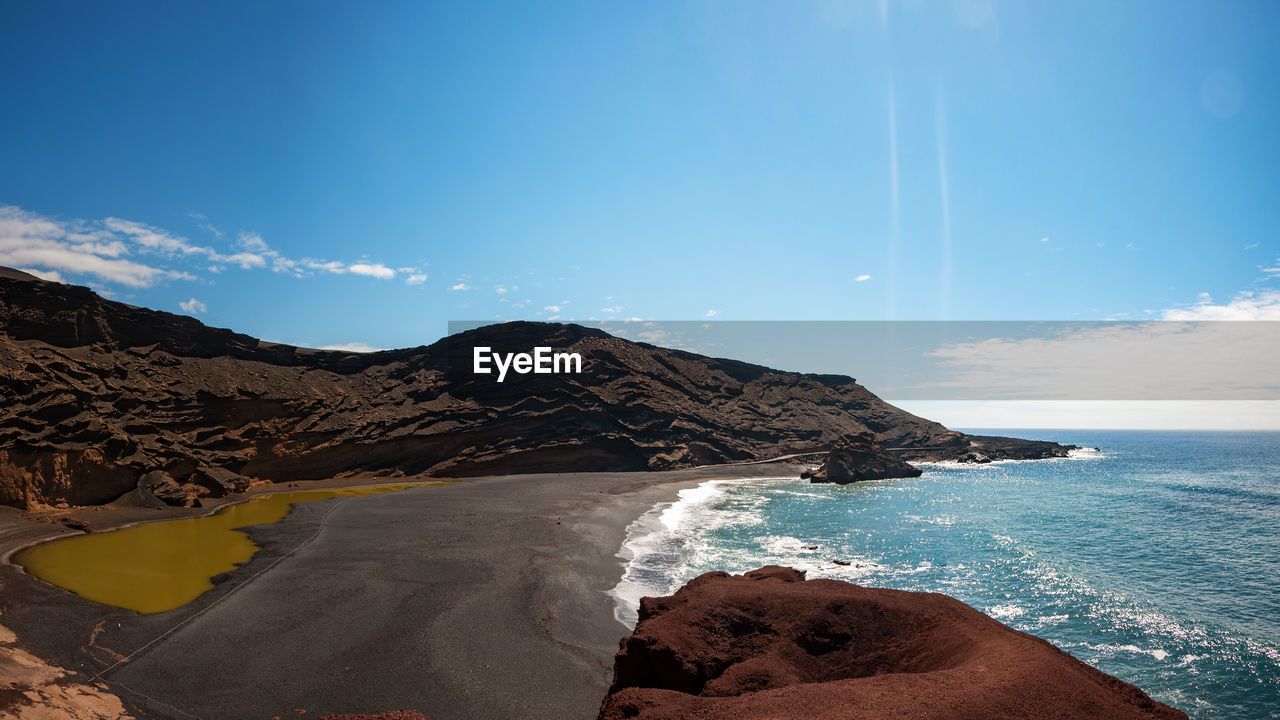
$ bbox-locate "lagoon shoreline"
[0,462,801,719]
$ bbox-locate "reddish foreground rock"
[600,567,1186,720]
[316,707,427,712]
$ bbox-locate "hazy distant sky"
[2,1,1278,353]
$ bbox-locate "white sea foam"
[657,481,726,531]
[987,604,1026,619]
[918,446,1106,470]
[609,478,769,628]
[1177,653,1205,667]
[1090,643,1171,662]
[759,535,818,556]
[607,476,892,627]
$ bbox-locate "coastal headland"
[0,267,1070,512]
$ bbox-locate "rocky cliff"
[0,269,1071,508]
[599,567,1186,720]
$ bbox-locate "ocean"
[611,430,1280,719]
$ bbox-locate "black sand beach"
[0,463,799,719]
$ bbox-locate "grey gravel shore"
[0,463,799,720]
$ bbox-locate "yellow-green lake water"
[12,482,447,614]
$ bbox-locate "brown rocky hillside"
[0,268,1069,508]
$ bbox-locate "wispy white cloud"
[106,217,206,255]
[319,342,387,353]
[179,297,207,314]
[237,231,268,252]
[1162,289,1280,320]
[451,282,471,291]
[348,262,395,280]
[886,248,1280,401]
[405,273,427,285]
[0,206,192,287]
[1,205,424,289]
[304,260,346,274]
[189,212,224,239]
[544,305,562,313]
[18,267,63,282]
[705,309,720,317]
[921,321,1280,400]
[855,274,871,282]
[217,252,268,270]
[917,280,1280,400]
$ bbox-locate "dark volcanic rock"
[138,469,188,506]
[897,433,1077,463]
[190,465,250,496]
[0,269,1074,508]
[57,517,93,533]
[957,450,993,464]
[600,567,1186,720]
[801,433,922,484]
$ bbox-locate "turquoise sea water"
[611,431,1280,719]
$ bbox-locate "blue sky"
[2,0,1279,354]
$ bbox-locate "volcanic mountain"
[0,268,1070,509]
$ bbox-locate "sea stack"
[801,433,923,484]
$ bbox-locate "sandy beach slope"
[0,463,799,720]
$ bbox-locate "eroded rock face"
[1,271,1073,508]
[600,567,1186,720]
[801,433,923,483]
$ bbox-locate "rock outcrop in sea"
[0,268,1073,509]
[599,567,1187,720]
[801,433,923,483]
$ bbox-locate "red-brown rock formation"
[600,567,1186,720]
